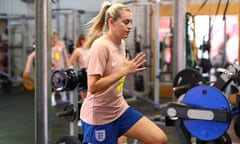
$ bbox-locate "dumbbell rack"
[55,90,82,144]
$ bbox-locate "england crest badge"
[95,129,106,142]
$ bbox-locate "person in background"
[23,30,69,106]
[51,30,69,105]
[80,1,167,144]
[67,33,89,100]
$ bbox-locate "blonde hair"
[51,30,58,40]
[84,1,131,48]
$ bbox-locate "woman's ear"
[108,18,115,27]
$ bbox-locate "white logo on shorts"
[95,129,106,142]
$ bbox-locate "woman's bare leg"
[118,135,127,144]
[124,116,167,144]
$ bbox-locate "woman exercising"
[80,1,168,144]
[23,31,69,106]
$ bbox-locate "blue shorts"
[78,87,88,93]
[79,88,88,93]
[81,107,143,144]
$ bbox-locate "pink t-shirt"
[80,36,129,125]
[23,41,68,77]
[51,41,68,70]
[75,48,89,68]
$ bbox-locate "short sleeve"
[87,40,109,76]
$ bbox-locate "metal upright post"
[72,10,77,42]
[154,1,160,108]
[69,90,78,137]
[7,22,12,77]
[21,17,27,73]
[173,0,186,81]
[56,1,61,34]
[35,0,52,144]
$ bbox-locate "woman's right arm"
[23,51,36,78]
[67,49,79,68]
[88,52,146,94]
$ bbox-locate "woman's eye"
[123,20,132,25]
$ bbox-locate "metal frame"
[52,8,97,42]
[0,14,34,86]
[124,0,185,108]
[52,8,85,43]
[35,0,51,143]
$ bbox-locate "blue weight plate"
[182,85,231,141]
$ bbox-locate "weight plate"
[234,115,240,138]
[51,70,65,91]
[182,85,231,141]
[173,68,204,98]
[196,132,232,144]
[56,135,81,144]
[215,132,232,144]
[22,77,34,91]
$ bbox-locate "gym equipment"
[55,103,82,144]
[173,68,204,99]
[0,14,35,93]
[163,65,240,144]
[52,8,97,51]
[51,68,87,143]
[56,136,81,144]
[56,104,76,122]
[234,115,240,138]
[163,85,232,143]
[196,132,232,144]
[134,75,144,92]
[183,85,231,141]
[0,70,34,93]
[22,76,34,91]
[51,68,87,92]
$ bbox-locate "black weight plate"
[234,115,240,138]
[215,132,232,144]
[56,135,81,144]
[173,68,204,98]
[196,132,232,144]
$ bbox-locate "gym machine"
[0,14,35,92]
[51,67,87,144]
[162,65,240,144]
[52,8,98,54]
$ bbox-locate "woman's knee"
[118,135,127,144]
[157,132,168,144]
[125,117,168,144]
[146,132,168,144]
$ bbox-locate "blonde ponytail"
[84,1,112,48]
[84,1,131,49]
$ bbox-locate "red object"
[1,40,8,72]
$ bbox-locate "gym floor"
[0,86,239,144]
